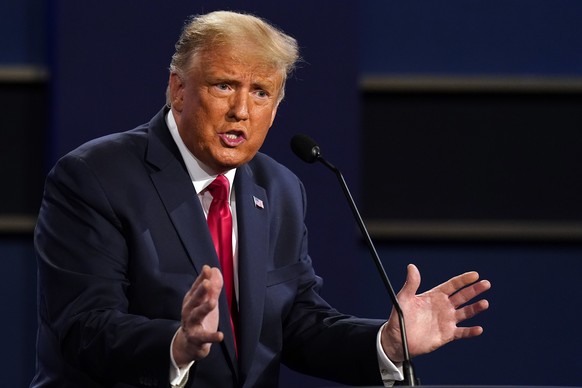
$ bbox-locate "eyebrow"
[206,73,279,92]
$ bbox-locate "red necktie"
[206,175,238,353]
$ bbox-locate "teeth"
[225,133,239,140]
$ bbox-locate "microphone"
[290,133,418,386]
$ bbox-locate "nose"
[227,91,250,121]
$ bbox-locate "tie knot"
[207,175,230,202]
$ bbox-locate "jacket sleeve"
[35,153,180,387]
[275,175,386,386]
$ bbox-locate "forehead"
[190,44,284,83]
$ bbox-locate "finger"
[454,325,484,340]
[205,269,224,303]
[184,265,214,300]
[398,264,421,298]
[183,326,224,345]
[182,279,221,321]
[177,325,225,362]
[192,284,219,314]
[449,279,491,308]
[184,268,223,307]
[455,299,490,322]
[173,326,224,364]
[436,271,481,296]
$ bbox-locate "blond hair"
[166,11,299,104]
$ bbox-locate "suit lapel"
[234,164,269,378]
[145,109,239,374]
[146,109,219,274]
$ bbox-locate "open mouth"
[219,131,246,147]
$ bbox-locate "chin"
[213,158,245,172]
[216,151,254,169]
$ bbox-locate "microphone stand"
[315,155,418,386]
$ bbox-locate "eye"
[254,89,269,99]
[210,82,232,95]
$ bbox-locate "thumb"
[398,263,421,298]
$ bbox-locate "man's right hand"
[172,265,224,366]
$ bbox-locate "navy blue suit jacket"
[31,108,385,387]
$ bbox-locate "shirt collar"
[165,110,236,195]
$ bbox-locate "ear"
[269,102,279,127]
[169,73,185,112]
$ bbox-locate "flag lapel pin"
[253,196,264,209]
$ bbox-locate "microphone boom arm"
[316,155,418,386]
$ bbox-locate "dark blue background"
[360,0,582,76]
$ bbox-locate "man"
[31,10,490,387]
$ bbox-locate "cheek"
[181,101,216,137]
[182,88,224,120]
[248,121,271,148]
[252,105,277,130]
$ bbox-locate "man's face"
[169,44,283,173]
